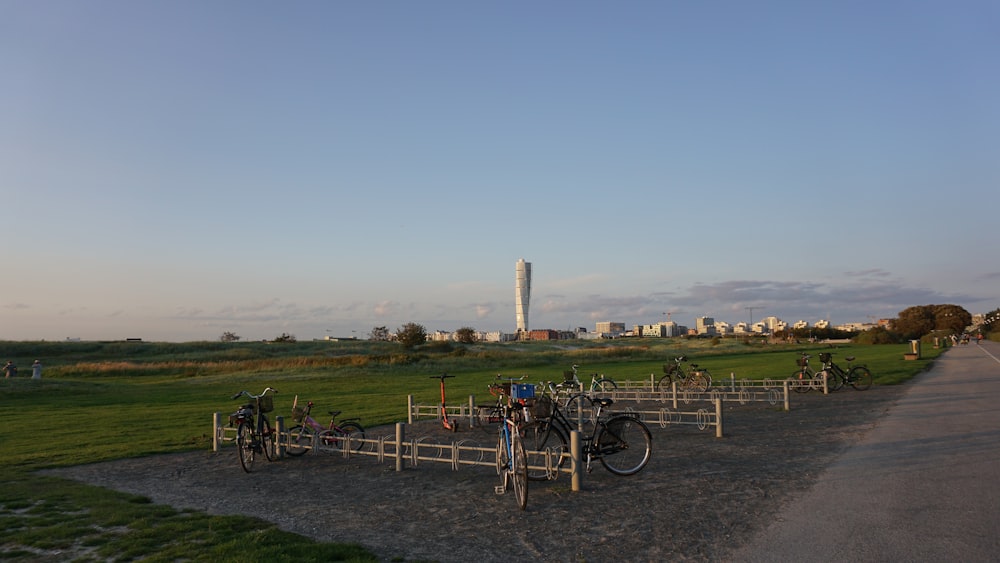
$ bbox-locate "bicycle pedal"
[494,485,505,495]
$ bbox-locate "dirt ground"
[46,385,904,562]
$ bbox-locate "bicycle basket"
[796,357,809,367]
[818,353,832,363]
[511,383,535,400]
[258,395,274,413]
[562,370,576,382]
[291,405,305,422]
[530,395,553,419]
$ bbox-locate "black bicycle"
[791,353,826,393]
[818,353,873,391]
[230,387,278,473]
[521,394,652,480]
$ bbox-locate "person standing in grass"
[3,361,16,378]
[32,360,42,380]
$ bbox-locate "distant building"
[529,329,559,340]
[637,321,681,337]
[595,321,626,337]
[696,316,716,336]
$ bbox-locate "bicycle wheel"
[826,369,845,392]
[792,370,812,393]
[656,374,673,392]
[849,366,873,391]
[285,424,314,456]
[522,420,568,481]
[691,370,711,392]
[564,394,595,431]
[330,421,366,452]
[236,422,256,473]
[511,432,528,510]
[260,416,275,461]
[592,378,618,394]
[496,430,508,476]
[598,415,652,476]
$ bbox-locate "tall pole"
[745,307,756,334]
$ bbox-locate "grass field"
[0,337,943,561]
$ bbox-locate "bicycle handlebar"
[494,374,526,382]
[231,387,278,400]
[429,374,454,380]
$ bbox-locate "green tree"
[271,332,297,343]
[368,326,391,341]
[892,304,971,340]
[454,327,478,344]
[396,322,427,348]
[932,304,972,334]
[220,331,241,342]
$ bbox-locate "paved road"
[729,340,1000,562]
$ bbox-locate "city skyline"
[2,2,996,342]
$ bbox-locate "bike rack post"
[212,412,221,452]
[406,395,414,424]
[570,430,581,492]
[730,373,736,393]
[468,395,475,429]
[275,415,285,459]
[783,380,790,411]
[715,399,723,438]
[672,381,679,409]
[395,422,405,472]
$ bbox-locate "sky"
[2,1,998,342]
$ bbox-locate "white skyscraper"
[515,259,531,333]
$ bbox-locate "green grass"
[0,338,944,561]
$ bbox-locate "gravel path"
[46,386,903,562]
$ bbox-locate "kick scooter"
[430,374,457,432]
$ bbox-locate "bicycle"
[655,356,712,392]
[563,364,618,394]
[818,353,873,391]
[285,395,366,456]
[430,374,458,432]
[553,365,618,430]
[522,392,652,480]
[229,387,278,473]
[790,353,827,393]
[495,377,529,510]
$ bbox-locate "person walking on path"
[31,359,42,380]
[3,361,16,378]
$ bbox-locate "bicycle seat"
[594,397,614,408]
[846,356,855,362]
[328,410,342,417]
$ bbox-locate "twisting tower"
[515,259,531,333]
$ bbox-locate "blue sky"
[2,1,997,342]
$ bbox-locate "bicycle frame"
[286,396,366,457]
